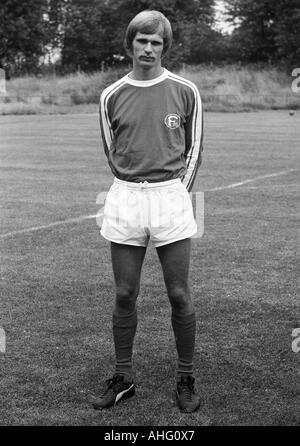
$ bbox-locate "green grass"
[0,65,299,114]
[0,111,299,425]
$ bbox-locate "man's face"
[131,31,164,69]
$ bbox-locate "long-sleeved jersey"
[99,68,203,191]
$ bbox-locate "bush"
[2,64,299,114]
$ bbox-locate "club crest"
[164,113,181,129]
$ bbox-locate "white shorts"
[100,178,197,247]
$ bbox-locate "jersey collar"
[125,68,169,87]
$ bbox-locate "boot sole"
[93,384,135,410]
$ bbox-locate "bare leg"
[156,238,195,378]
[111,242,147,379]
[156,238,194,315]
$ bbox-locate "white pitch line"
[0,214,101,240]
[206,169,298,192]
[0,169,298,240]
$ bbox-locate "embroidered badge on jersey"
[164,113,181,129]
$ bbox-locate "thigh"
[150,182,197,248]
[156,238,191,291]
[101,183,149,247]
[111,242,147,291]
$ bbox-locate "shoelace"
[102,375,123,395]
[179,379,195,401]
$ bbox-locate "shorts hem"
[100,230,148,247]
[153,229,197,248]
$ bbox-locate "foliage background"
[1,0,299,76]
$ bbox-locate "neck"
[130,63,164,81]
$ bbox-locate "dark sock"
[112,307,137,381]
[171,311,196,379]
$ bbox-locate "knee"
[168,286,193,314]
[115,286,139,312]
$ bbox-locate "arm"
[99,90,113,159]
[182,85,204,192]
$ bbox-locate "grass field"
[0,111,299,426]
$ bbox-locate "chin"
[139,61,156,68]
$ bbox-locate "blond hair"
[124,10,173,57]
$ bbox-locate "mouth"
[140,56,155,61]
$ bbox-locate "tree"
[224,0,277,62]
[224,0,300,66]
[0,0,223,74]
[274,0,300,68]
[58,0,219,71]
[58,0,106,71]
[0,0,50,74]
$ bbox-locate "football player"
[94,10,203,413]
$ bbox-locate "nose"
[145,42,152,53]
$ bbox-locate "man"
[94,10,203,413]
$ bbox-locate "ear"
[126,46,133,57]
[123,39,133,57]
